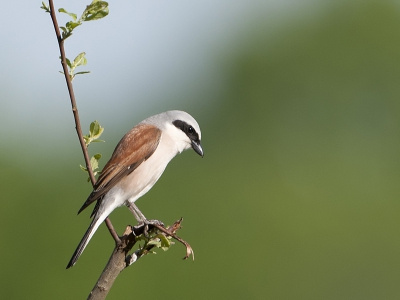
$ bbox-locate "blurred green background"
[1,0,400,299]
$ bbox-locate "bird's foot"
[143,219,165,227]
[131,219,165,238]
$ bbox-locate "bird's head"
[144,110,203,157]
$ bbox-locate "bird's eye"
[188,126,194,134]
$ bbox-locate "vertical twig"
[48,0,95,185]
[47,0,119,244]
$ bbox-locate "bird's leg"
[127,203,164,237]
[127,203,149,237]
[127,203,146,223]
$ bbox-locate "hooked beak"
[191,140,204,157]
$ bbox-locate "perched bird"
[67,110,203,268]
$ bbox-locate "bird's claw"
[131,219,165,238]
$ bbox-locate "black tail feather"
[66,217,99,269]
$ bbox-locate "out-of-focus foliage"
[1,1,400,299]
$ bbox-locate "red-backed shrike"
[67,110,203,268]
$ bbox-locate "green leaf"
[65,57,72,68]
[57,9,82,41]
[90,120,100,135]
[80,164,98,182]
[61,30,72,40]
[80,122,106,180]
[157,234,171,250]
[147,239,162,248]
[90,155,100,172]
[84,121,105,146]
[40,2,50,13]
[74,71,91,76]
[82,1,109,22]
[66,21,81,32]
[58,8,78,21]
[83,135,89,145]
[73,52,87,68]
[89,120,104,140]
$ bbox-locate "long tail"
[66,215,104,269]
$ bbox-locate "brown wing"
[77,124,162,215]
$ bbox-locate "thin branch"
[47,0,119,244]
[104,218,120,244]
[48,0,95,185]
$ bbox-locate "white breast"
[119,132,180,205]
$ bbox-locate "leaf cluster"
[41,1,109,81]
[58,0,109,40]
[136,230,173,256]
[40,2,50,13]
[80,121,105,181]
[60,52,91,81]
[84,120,105,146]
